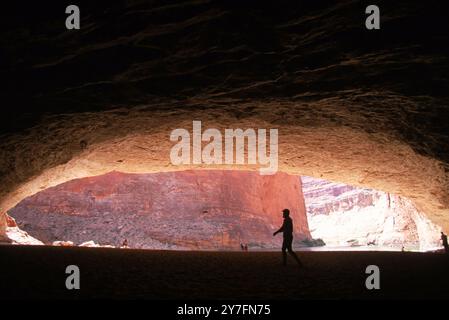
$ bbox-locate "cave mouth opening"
[5,170,443,252]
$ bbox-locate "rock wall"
[0,213,6,241]
[302,176,442,251]
[8,171,311,249]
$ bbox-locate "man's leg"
[286,238,303,267]
[282,240,288,266]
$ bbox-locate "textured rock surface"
[1,1,449,238]
[303,176,441,250]
[8,171,310,249]
[5,227,43,246]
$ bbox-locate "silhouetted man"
[273,209,303,267]
[441,232,449,254]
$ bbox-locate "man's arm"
[273,222,284,236]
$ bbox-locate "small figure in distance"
[441,232,449,254]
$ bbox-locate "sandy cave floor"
[1,245,449,299]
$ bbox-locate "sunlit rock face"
[303,177,441,251]
[6,227,43,246]
[2,214,43,245]
[8,171,310,249]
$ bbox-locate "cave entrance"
[5,170,442,252]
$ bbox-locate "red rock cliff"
[8,170,311,249]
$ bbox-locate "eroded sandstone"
[8,170,311,249]
[303,176,442,250]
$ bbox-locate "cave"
[1,0,449,300]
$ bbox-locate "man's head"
[282,208,290,218]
